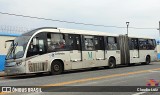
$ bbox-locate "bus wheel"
[108,57,116,69]
[145,56,150,65]
[51,61,63,75]
[142,56,150,65]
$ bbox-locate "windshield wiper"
[13,42,18,59]
[5,40,15,60]
[6,42,18,60]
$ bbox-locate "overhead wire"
[0,11,158,30]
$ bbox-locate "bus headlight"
[16,62,22,66]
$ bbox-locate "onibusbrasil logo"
[1,87,42,93]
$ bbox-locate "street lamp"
[126,22,129,36]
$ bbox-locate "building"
[0,32,20,71]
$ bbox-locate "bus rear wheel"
[108,57,116,69]
[142,56,150,65]
[51,61,63,75]
[145,56,150,65]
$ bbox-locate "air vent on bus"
[29,62,47,72]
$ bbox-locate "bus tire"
[142,56,150,65]
[51,61,63,75]
[108,57,116,69]
[145,56,151,65]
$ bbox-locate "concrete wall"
[0,33,20,71]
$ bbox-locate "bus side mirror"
[5,40,14,48]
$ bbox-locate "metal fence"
[0,25,32,34]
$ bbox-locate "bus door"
[26,32,48,72]
[94,36,105,64]
[82,35,96,68]
[131,38,139,58]
[68,34,82,69]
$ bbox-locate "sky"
[0,0,160,39]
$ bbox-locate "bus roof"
[21,27,155,39]
[22,27,117,37]
[22,27,57,36]
[127,34,154,39]
[59,28,118,36]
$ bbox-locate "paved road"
[0,62,160,95]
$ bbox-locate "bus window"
[130,38,138,50]
[47,33,66,52]
[153,39,156,48]
[27,33,46,57]
[147,39,156,50]
[129,38,134,50]
[107,37,118,50]
[139,39,147,50]
[68,34,81,50]
[94,36,104,50]
[84,36,94,50]
[38,40,45,52]
[147,39,153,49]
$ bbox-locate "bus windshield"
[6,36,31,60]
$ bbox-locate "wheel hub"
[54,64,60,71]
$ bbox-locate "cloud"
[0,0,160,38]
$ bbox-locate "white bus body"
[5,27,157,75]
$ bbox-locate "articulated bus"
[5,27,157,75]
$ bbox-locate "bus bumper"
[5,66,26,75]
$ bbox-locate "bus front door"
[68,34,82,69]
[82,36,96,68]
[130,38,139,63]
[131,38,139,58]
[94,36,105,66]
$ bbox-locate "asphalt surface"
[0,62,160,95]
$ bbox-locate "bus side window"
[47,33,66,52]
[68,35,81,50]
[139,39,147,50]
[130,38,138,50]
[147,39,156,50]
[130,39,134,50]
[84,36,94,50]
[27,33,47,57]
[47,33,54,52]
[76,36,81,50]
[107,37,118,50]
[94,36,104,50]
[27,39,38,56]
[153,39,156,48]
[38,40,45,52]
[68,35,74,50]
